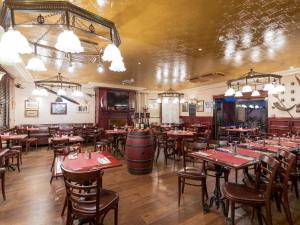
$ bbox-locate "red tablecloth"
[220,147,262,159]
[0,134,27,141]
[190,149,256,169]
[166,130,195,137]
[62,152,121,172]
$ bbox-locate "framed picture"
[77,105,89,113]
[189,104,196,116]
[51,103,67,115]
[181,102,188,112]
[25,110,38,117]
[197,100,204,112]
[25,100,39,110]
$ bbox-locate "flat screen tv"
[107,91,129,109]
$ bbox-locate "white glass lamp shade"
[156,98,162,103]
[57,89,66,96]
[0,42,22,65]
[263,83,274,91]
[251,90,260,97]
[102,43,122,62]
[55,30,84,53]
[173,98,179,104]
[1,27,33,54]
[235,91,243,97]
[249,104,254,109]
[32,88,40,96]
[255,105,259,109]
[242,85,252,93]
[225,87,235,96]
[268,87,278,95]
[39,88,48,96]
[180,98,185,103]
[72,90,83,97]
[275,84,285,93]
[163,98,169,104]
[109,58,126,72]
[26,57,47,71]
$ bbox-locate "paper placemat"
[97,156,111,164]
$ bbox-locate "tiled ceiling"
[4,0,300,90]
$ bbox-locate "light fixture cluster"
[32,87,84,98]
[0,26,125,73]
[236,104,263,109]
[225,69,286,98]
[156,88,185,104]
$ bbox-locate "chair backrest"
[61,166,102,219]
[277,150,296,188]
[69,143,82,153]
[51,138,69,148]
[193,142,207,151]
[256,155,279,201]
[73,126,83,136]
[48,127,59,137]
[218,140,228,147]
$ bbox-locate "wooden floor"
[0,147,300,225]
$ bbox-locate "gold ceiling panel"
[5,0,300,90]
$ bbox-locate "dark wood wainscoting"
[268,117,300,135]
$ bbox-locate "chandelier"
[225,69,285,97]
[156,88,185,104]
[33,73,83,104]
[0,0,125,72]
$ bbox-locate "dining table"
[105,129,128,153]
[0,134,27,148]
[48,135,84,144]
[189,149,258,214]
[166,130,195,156]
[239,140,298,153]
[61,151,121,172]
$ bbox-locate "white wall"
[13,84,95,126]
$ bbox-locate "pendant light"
[1,26,33,54]
[102,43,122,62]
[225,86,235,96]
[26,45,47,72]
[55,30,83,53]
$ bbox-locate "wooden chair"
[222,155,279,225]
[155,132,167,162]
[61,166,119,225]
[177,142,207,207]
[50,138,69,172]
[290,150,300,198]
[84,127,99,146]
[17,128,38,153]
[0,136,21,172]
[0,153,6,200]
[48,127,59,137]
[72,126,83,136]
[164,138,176,165]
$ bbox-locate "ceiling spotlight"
[198,48,202,51]
[97,64,104,73]
[68,62,74,73]
[138,62,142,65]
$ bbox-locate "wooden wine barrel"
[125,130,155,175]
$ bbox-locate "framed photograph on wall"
[25,100,39,110]
[77,105,89,113]
[25,110,38,117]
[196,100,204,112]
[181,102,188,112]
[51,103,67,115]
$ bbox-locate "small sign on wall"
[25,99,39,117]
[77,105,89,113]
[189,104,196,116]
